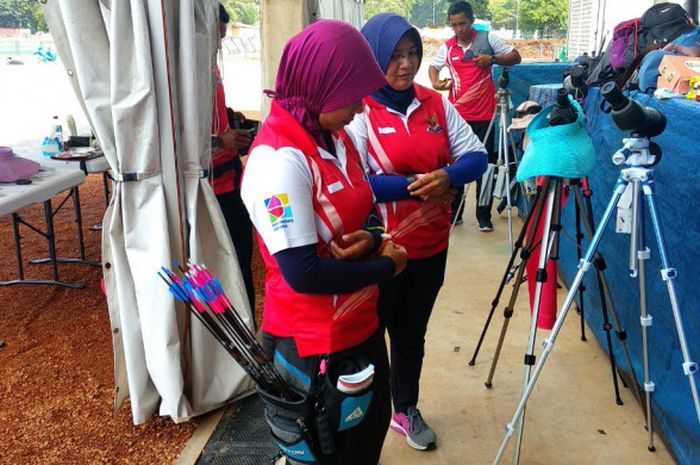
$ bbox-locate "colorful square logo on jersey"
[426,115,443,133]
[264,193,294,230]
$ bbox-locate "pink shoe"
[390,407,437,450]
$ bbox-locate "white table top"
[0,168,86,218]
[18,148,110,174]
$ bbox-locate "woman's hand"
[380,241,408,276]
[408,169,451,200]
[329,230,375,261]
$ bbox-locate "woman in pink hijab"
[241,20,407,465]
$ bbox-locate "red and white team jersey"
[211,67,238,195]
[241,101,379,357]
[431,32,514,122]
[347,84,485,259]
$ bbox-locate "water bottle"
[549,89,578,127]
[41,116,63,157]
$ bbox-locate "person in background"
[347,13,487,451]
[212,3,255,311]
[241,20,408,465]
[429,1,521,231]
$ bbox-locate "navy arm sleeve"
[368,174,412,203]
[365,206,386,253]
[443,152,488,187]
[274,244,395,294]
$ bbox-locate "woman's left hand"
[408,169,451,199]
[330,230,375,261]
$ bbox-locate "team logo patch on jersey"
[426,115,443,133]
[264,194,294,230]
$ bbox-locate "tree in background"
[398,0,491,28]
[468,0,490,21]
[222,0,260,25]
[0,0,47,33]
[520,0,568,36]
[364,0,418,20]
[488,0,518,29]
[411,0,451,27]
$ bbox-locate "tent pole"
[260,0,318,119]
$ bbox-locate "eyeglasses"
[461,49,475,62]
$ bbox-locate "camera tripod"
[467,175,640,464]
[492,136,700,464]
[468,176,638,397]
[452,69,521,252]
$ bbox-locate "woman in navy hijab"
[347,13,488,451]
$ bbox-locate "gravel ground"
[0,173,266,464]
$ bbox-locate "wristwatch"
[491,55,497,65]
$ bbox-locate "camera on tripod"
[601,82,667,138]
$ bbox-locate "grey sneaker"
[390,407,437,450]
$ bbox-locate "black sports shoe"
[478,220,494,232]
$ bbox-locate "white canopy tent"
[41,0,253,424]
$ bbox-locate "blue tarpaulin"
[493,63,570,109]
[558,88,700,465]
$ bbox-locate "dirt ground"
[0,174,266,465]
[422,37,567,61]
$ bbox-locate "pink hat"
[0,147,40,183]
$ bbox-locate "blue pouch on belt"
[516,97,596,182]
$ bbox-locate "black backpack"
[625,2,693,66]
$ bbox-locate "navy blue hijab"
[361,14,423,114]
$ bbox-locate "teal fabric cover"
[516,97,595,181]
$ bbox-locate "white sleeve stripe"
[364,107,397,174]
[307,156,344,233]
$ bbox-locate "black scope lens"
[601,81,626,110]
[556,88,570,106]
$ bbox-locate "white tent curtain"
[317,0,364,28]
[41,0,253,424]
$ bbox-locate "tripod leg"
[483,180,550,382]
[484,108,497,142]
[581,179,641,404]
[643,181,700,427]
[469,182,547,367]
[500,109,515,253]
[493,178,627,465]
[630,179,656,451]
[572,185,625,406]
[513,179,562,465]
[573,185,588,341]
[451,183,471,230]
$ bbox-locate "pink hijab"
[271,20,387,149]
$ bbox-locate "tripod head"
[601,82,666,138]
